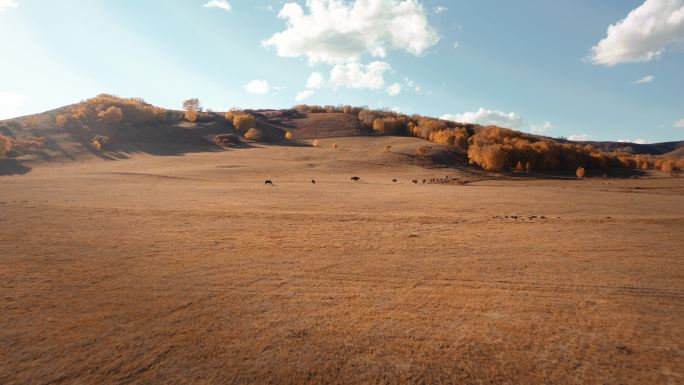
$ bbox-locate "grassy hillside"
[1,94,683,176]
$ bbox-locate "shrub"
[233,114,256,131]
[56,114,69,128]
[243,128,264,142]
[0,134,12,158]
[312,139,320,147]
[332,143,338,149]
[576,166,586,179]
[98,106,123,125]
[285,131,293,140]
[90,135,109,151]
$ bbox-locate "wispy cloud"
[295,90,315,102]
[386,83,402,96]
[568,134,590,141]
[530,121,553,134]
[633,75,655,85]
[675,118,684,128]
[244,80,270,94]
[0,0,18,12]
[203,0,231,12]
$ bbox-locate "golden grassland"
[1,136,683,384]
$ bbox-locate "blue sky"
[1,0,683,143]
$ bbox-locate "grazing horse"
[351,176,361,182]
[265,180,273,186]
[412,179,418,184]
[311,179,316,185]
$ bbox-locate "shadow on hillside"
[0,159,31,176]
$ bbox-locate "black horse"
[265,180,273,186]
[311,179,316,185]
[351,176,361,182]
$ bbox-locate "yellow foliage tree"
[0,134,13,158]
[233,114,256,131]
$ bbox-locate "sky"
[0,0,683,143]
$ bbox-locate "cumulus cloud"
[306,72,324,89]
[244,80,270,94]
[0,0,18,12]
[633,75,655,84]
[589,0,684,66]
[530,121,553,134]
[568,134,590,141]
[675,117,684,127]
[203,0,231,11]
[434,6,447,14]
[329,61,391,90]
[0,91,28,120]
[295,90,315,101]
[386,83,402,96]
[263,0,440,64]
[441,107,524,128]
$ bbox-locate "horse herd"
[264,176,455,186]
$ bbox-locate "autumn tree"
[233,114,256,131]
[0,134,12,158]
[576,166,586,179]
[98,106,123,125]
[514,161,525,173]
[285,131,293,140]
[183,98,202,122]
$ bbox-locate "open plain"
[1,136,683,384]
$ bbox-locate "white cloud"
[244,80,270,94]
[675,117,684,127]
[0,0,18,12]
[204,0,231,11]
[618,138,652,144]
[568,134,590,141]
[441,107,524,128]
[295,90,315,102]
[329,61,391,90]
[386,83,402,96]
[530,121,553,134]
[453,41,459,49]
[434,6,447,14]
[633,75,655,84]
[263,0,440,64]
[589,0,684,66]
[306,72,324,89]
[0,91,28,119]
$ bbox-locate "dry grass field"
[1,136,683,384]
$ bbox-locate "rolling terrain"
[1,135,683,384]
[1,99,684,384]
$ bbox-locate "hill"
[1,94,682,176]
